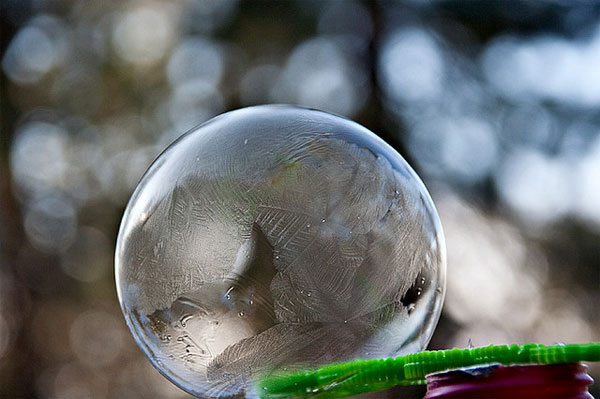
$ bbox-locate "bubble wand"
[258,342,600,398]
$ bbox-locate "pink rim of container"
[424,363,594,399]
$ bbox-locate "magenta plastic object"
[424,363,594,399]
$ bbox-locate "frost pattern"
[116,107,444,398]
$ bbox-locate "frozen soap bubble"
[115,105,446,398]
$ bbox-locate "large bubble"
[115,105,446,398]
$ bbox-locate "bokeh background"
[1,1,599,398]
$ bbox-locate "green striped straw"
[258,342,600,399]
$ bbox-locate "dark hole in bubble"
[400,272,426,308]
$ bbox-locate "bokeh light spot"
[112,6,175,66]
[379,28,444,104]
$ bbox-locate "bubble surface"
[115,105,446,398]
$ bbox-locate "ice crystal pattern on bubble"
[115,105,446,398]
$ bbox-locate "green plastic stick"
[257,342,600,399]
